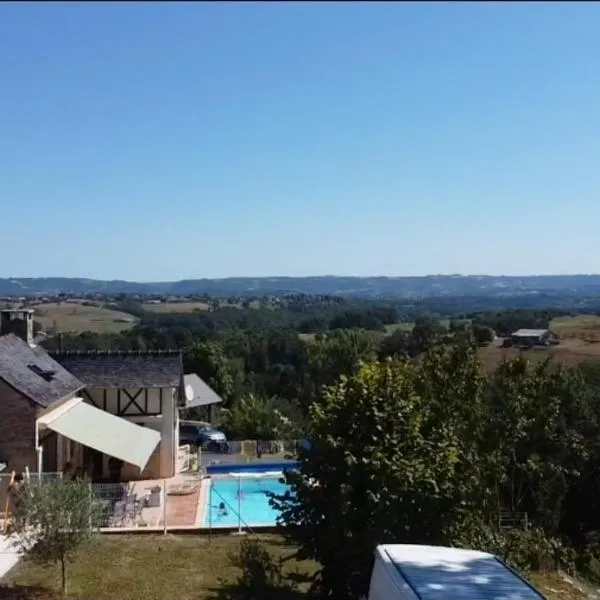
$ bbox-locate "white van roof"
[376,545,546,600]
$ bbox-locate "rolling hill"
[3,274,600,299]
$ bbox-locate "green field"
[384,319,455,335]
[383,322,415,334]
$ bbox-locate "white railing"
[177,444,192,473]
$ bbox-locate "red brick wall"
[0,379,37,474]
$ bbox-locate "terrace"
[92,472,207,531]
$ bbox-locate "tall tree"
[220,394,293,440]
[411,316,448,353]
[485,357,589,531]
[304,328,376,403]
[273,346,486,600]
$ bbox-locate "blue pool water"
[205,475,291,527]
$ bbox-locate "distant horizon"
[3,273,600,283]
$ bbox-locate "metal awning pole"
[208,482,212,543]
[35,420,43,479]
[238,476,242,534]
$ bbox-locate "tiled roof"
[0,334,84,407]
[49,350,183,388]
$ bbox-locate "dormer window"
[27,364,57,382]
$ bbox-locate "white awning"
[38,397,161,471]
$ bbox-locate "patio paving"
[161,488,200,527]
[94,473,207,530]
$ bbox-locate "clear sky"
[1,2,599,281]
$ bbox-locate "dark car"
[179,424,229,452]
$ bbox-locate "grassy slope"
[33,302,137,334]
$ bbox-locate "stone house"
[0,309,185,483]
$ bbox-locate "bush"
[448,516,576,575]
[217,538,298,600]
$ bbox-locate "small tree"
[472,324,495,345]
[9,478,101,595]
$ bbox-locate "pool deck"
[196,476,210,527]
[99,474,208,532]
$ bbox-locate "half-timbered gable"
[48,350,185,479]
[49,350,185,417]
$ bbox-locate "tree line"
[272,346,600,598]
[39,300,587,440]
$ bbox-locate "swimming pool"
[204,463,297,528]
[205,476,290,528]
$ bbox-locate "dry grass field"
[142,301,211,313]
[1,534,585,600]
[142,300,267,313]
[479,315,600,371]
[33,302,137,334]
[478,338,600,371]
[550,314,600,342]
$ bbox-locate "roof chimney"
[0,309,35,347]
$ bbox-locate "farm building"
[510,328,550,347]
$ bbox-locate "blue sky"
[1,2,599,280]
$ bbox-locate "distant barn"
[510,328,550,347]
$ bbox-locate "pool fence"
[208,479,259,537]
[1,463,529,537]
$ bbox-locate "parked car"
[179,424,228,452]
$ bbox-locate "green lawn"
[2,534,317,600]
[384,322,415,334]
[1,534,586,600]
[384,319,454,335]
